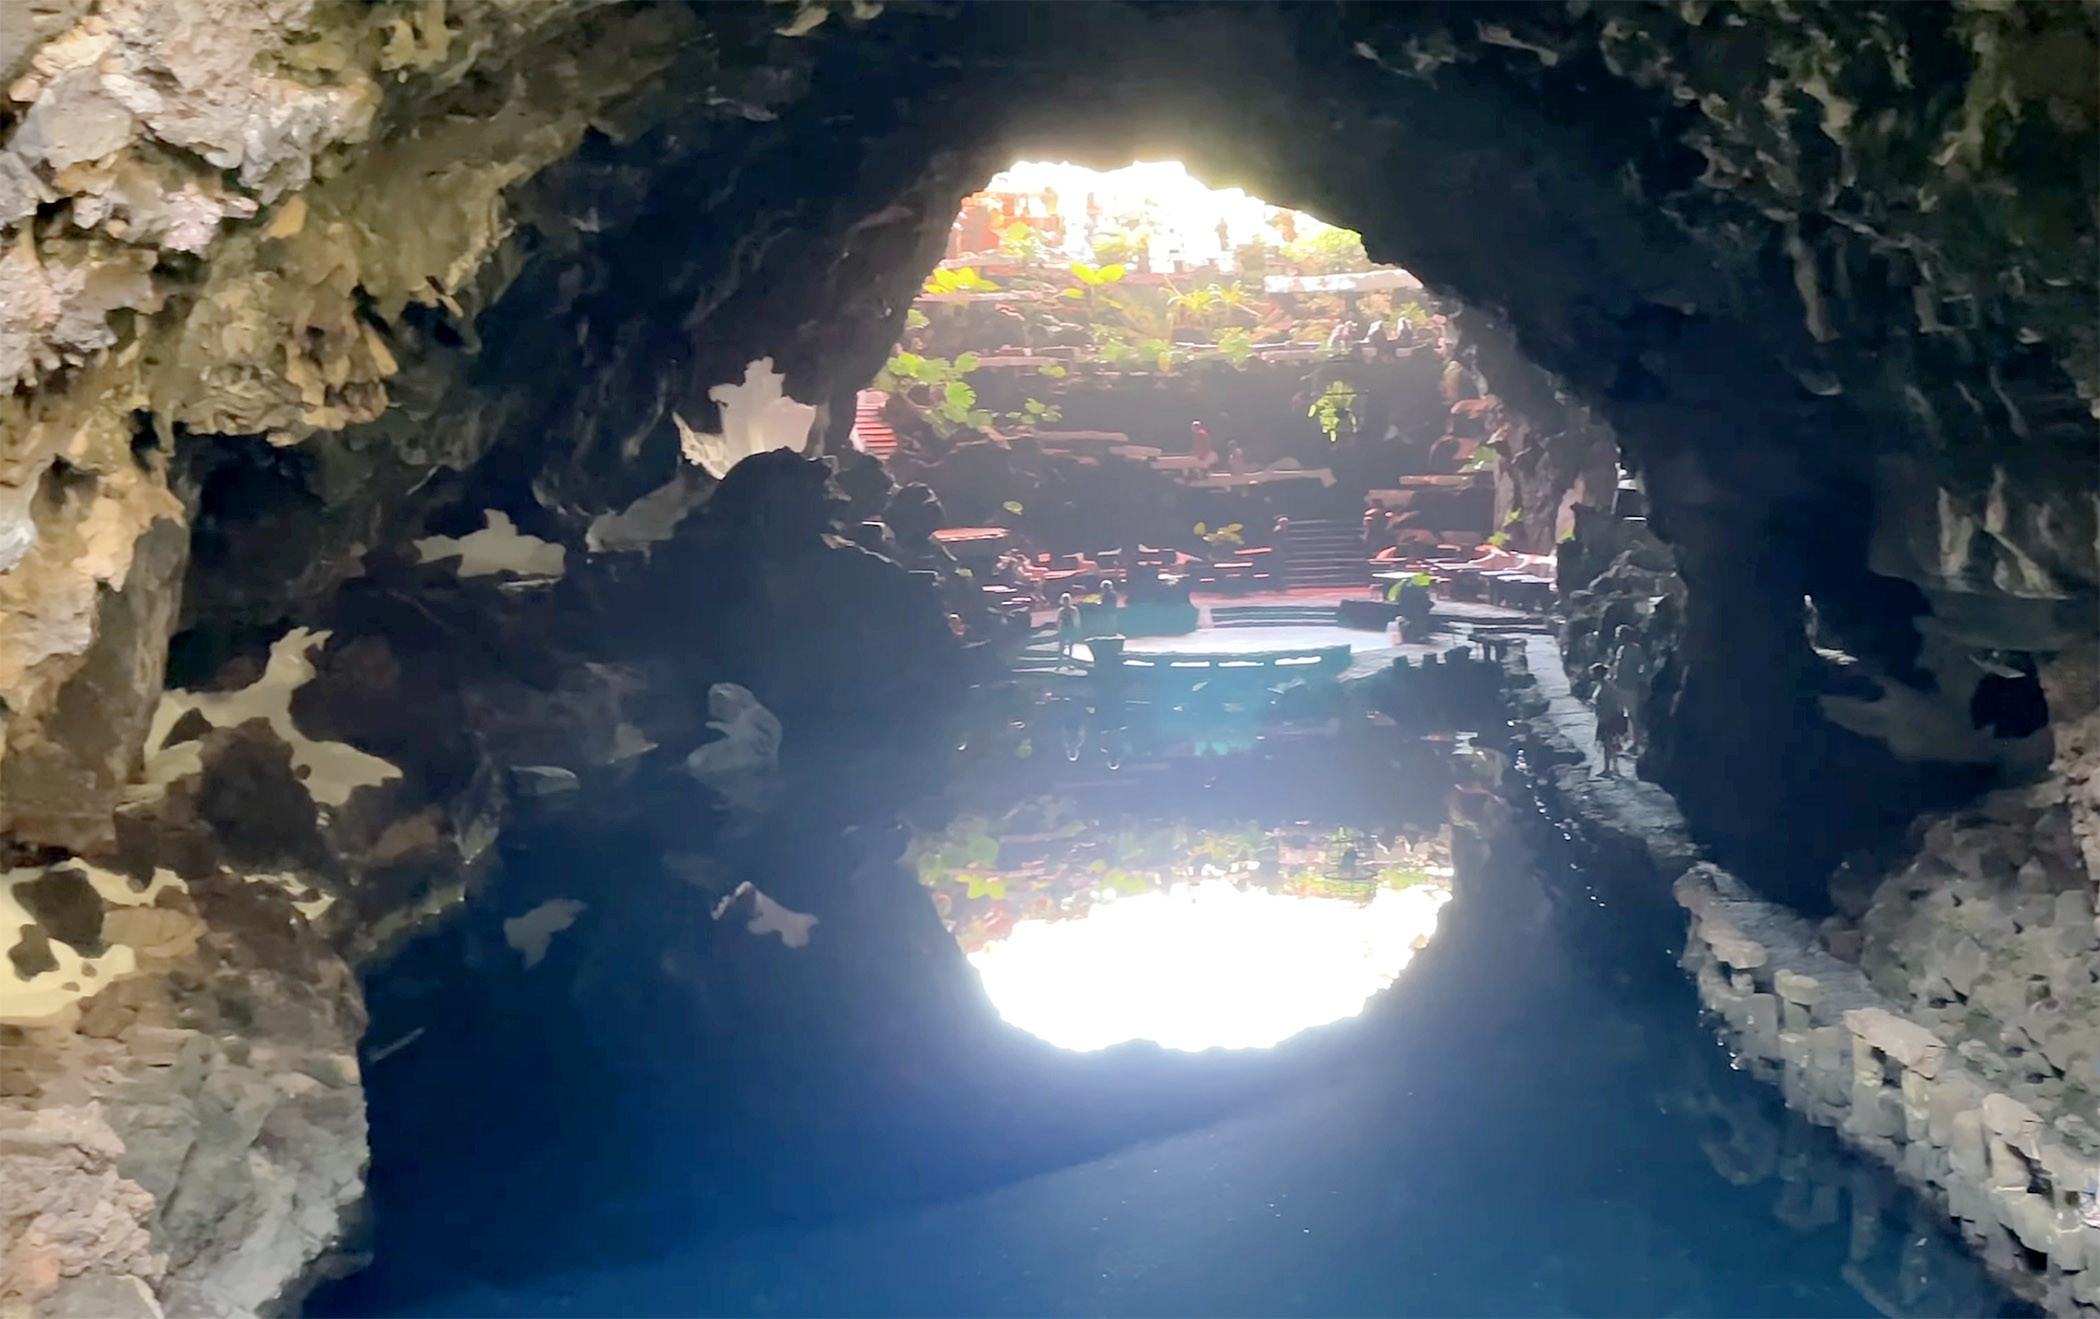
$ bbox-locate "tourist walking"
[1591,662,1629,774]
[1608,624,1651,753]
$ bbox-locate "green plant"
[1309,379,1359,442]
[997,220,1052,266]
[905,307,930,330]
[1090,230,1144,267]
[1194,521,1244,549]
[1284,226,1374,275]
[873,350,993,434]
[1167,284,1221,328]
[1214,326,1256,366]
[999,397,1063,430]
[1068,261,1126,287]
[923,266,1000,295]
[1168,282,1261,332]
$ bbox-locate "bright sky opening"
[984,160,1347,264]
[968,882,1451,1053]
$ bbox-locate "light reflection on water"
[969,881,1451,1052]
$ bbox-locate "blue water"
[311,684,2025,1319]
[317,813,2020,1316]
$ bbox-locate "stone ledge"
[1502,637,2100,1316]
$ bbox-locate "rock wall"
[1506,635,2100,1315]
[1681,863,2100,1317]
[1,861,365,1319]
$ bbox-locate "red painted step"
[851,389,897,458]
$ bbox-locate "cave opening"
[866,160,1478,1055]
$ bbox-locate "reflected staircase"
[1281,518,1371,589]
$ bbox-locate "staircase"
[1011,638,1072,673]
[1281,518,1371,589]
[1208,603,1341,628]
[850,389,898,458]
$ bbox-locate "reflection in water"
[971,882,1451,1051]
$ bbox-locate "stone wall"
[1685,862,2100,1316]
[1507,635,2100,1314]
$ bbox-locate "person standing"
[1608,624,1651,754]
[1591,662,1629,774]
[1056,593,1082,660]
[1189,420,1215,468]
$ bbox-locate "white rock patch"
[414,509,567,578]
[674,356,820,478]
[244,871,337,922]
[0,863,186,1023]
[135,627,402,807]
[711,881,817,949]
[686,683,782,812]
[585,473,707,555]
[504,899,586,969]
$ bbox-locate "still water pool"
[315,691,2030,1318]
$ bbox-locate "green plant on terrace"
[1213,326,1256,366]
[1067,261,1127,288]
[1168,282,1261,332]
[1090,228,1145,267]
[874,350,993,435]
[1284,226,1374,275]
[997,220,1053,266]
[1309,379,1359,442]
[924,266,1001,295]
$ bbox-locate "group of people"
[1320,317,1420,360]
[1589,623,1651,774]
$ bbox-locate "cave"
[1,2,2095,1316]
